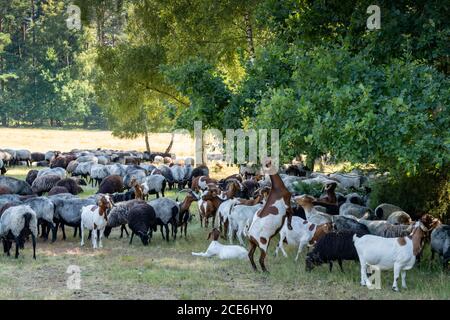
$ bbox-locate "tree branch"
[138,82,189,107]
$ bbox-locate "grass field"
[0,166,449,300]
[0,128,195,157]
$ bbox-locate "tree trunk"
[165,132,174,154]
[243,11,255,61]
[144,129,151,154]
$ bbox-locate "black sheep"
[111,189,135,203]
[48,186,70,196]
[333,216,370,235]
[305,231,362,272]
[56,178,83,195]
[128,203,157,246]
[98,175,124,194]
[26,170,39,186]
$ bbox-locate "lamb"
[0,176,33,195]
[0,205,38,259]
[353,221,428,291]
[228,202,263,246]
[98,175,124,194]
[31,174,62,196]
[128,202,158,246]
[430,224,450,271]
[305,231,360,272]
[148,197,180,241]
[275,216,332,261]
[192,228,248,259]
[294,195,333,225]
[55,178,83,195]
[375,203,403,220]
[80,195,114,248]
[26,170,39,186]
[141,174,166,199]
[387,211,412,225]
[358,219,412,238]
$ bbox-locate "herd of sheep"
[0,148,449,293]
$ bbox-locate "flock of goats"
[0,148,449,292]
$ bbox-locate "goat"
[80,195,114,249]
[294,195,333,225]
[192,228,248,259]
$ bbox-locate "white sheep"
[353,221,428,291]
[192,228,248,259]
[80,195,113,249]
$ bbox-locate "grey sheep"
[170,164,186,189]
[77,155,98,163]
[26,170,39,186]
[0,205,38,259]
[52,197,95,240]
[431,224,450,271]
[55,178,83,195]
[339,202,376,219]
[148,197,180,241]
[124,169,147,189]
[358,219,412,238]
[15,149,32,166]
[23,197,56,242]
[66,160,79,174]
[90,164,109,187]
[375,203,403,220]
[103,199,146,238]
[37,167,66,179]
[0,176,33,195]
[106,163,127,177]
[141,174,166,199]
[332,215,370,236]
[387,211,412,225]
[32,174,62,196]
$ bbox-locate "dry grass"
[0,128,195,157]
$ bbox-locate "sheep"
[192,228,248,259]
[52,197,95,240]
[387,211,412,225]
[73,161,95,181]
[275,216,332,261]
[170,164,186,189]
[188,165,209,188]
[156,165,174,189]
[0,176,33,195]
[31,152,45,163]
[123,168,146,189]
[50,153,77,169]
[0,159,6,175]
[31,174,61,196]
[294,195,333,225]
[25,170,38,186]
[281,175,305,193]
[228,202,263,246]
[111,189,135,203]
[98,175,124,194]
[148,197,180,241]
[15,149,32,167]
[77,155,98,163]
[103,199,146,238]
[106,163,127,177]
[97,156,109,165]
[329,173,362,189]
[66,160,79,175]
[247,159,293,272]
[305,231,361,272]
[55,178,83,195]
[0,186,12,195]
[332,215,370,236]
[141,174,166,199]
[23,197,56,242]
[90,164,109,187]
[353,221,428,291]
[0,205,37,259]
[48,186,70,196]
[128,203,158,246]
[339,202,376,219]
[430,224,450,271]
[80,195,114,249]
[45,151,56,162]
[37,167,66,179]
[358,219,412,238]
[375,203,403,220]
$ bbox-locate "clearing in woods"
[0,129,448,299]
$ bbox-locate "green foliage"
[368,169,450,222]
[292,181,324,198]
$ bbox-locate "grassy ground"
[0,128,194,157]
[0,167,449,300]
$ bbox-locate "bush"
[368,169,450,223]
[292,181,323,198]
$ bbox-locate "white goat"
[275,216,331,261]
[80,195,113,249]
[353,221,428,292]
[228,202,263,246]
[295,195,333,225]
[192,228,248,259]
